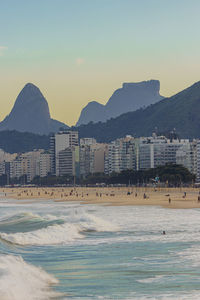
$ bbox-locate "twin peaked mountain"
[0,80,163,135]
[1,80,200,140]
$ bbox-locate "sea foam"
[0,255,60,300]
[78,213,119,232]
[0,222,83,245]
[0,209,119,246]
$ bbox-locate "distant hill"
[0,83,68,135]
[76,80,163,126]
[0,130,49,153]
[75,81,200,142]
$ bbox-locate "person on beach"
[169,197,171,204]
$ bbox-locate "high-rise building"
[138,135,190,170]
[0,150,17,163]
[9,150,49,182]
[38,152,51,177]
[105,136,136,174]
[80,142,108,177]
[50,131,78,176]
[80,138,96,146]
[80,144,91,177]
[195,140,200,182]
[57,145,80,177]
[176,143,195,174]
[90,143,108,174]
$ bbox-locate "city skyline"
[1,0,200,125]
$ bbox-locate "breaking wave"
[76,213,119,232]
[0,255,61,300]
[0,210,118,246]
[0,222,83,246]
[0,212,64,233]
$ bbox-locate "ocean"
[0,195,200,299]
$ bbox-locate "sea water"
[0,197,200,299]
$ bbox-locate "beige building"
[9,149,49,182]
[38,152,51,178]
[80,142,108,176]
[0,149,17,163]
[90,143,108,174]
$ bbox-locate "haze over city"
[1,0,200,125]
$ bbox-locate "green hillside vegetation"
[1,81,200,153]
[76,81,200,142]
[0,130,49,153]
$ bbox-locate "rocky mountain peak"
[76,80,163,126]
[0,83,68,134]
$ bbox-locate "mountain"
[76,80,163,126]
[0,83,68,135]
[0,130,49,153]
[75,81,200,142]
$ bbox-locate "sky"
[1,0,200,126]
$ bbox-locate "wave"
[0,255,61,300]
[0,222,83,246]
[76,213,119,233]
[0,209,118,246]
[0,212,64,233]
[136,275,166,284]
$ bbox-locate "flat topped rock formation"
[0,83,68,135]
[76,80,163,126]
[77,80,200,142]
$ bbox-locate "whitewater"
[1,198,200,299]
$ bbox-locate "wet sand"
[1,187,200,209]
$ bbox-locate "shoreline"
[1,187,200,209]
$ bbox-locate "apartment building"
[138,135,191,170]
[50,131,78,176]
[105,136,136,175]
[80,140,108,177]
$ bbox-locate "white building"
[176,143,195,174]
[138,135,191,170]
[105,136,136,174]
[50,131,78,176]
[80,138,96,146]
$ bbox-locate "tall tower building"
[50,131,78,176]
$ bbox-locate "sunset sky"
[1,0,200,125]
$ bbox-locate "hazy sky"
[1,0,200,125]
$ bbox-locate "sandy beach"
[1,186,200,209]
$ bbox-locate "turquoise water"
[0,197,200,299]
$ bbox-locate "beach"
[1,186,200,209]
[1,197,200,299]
